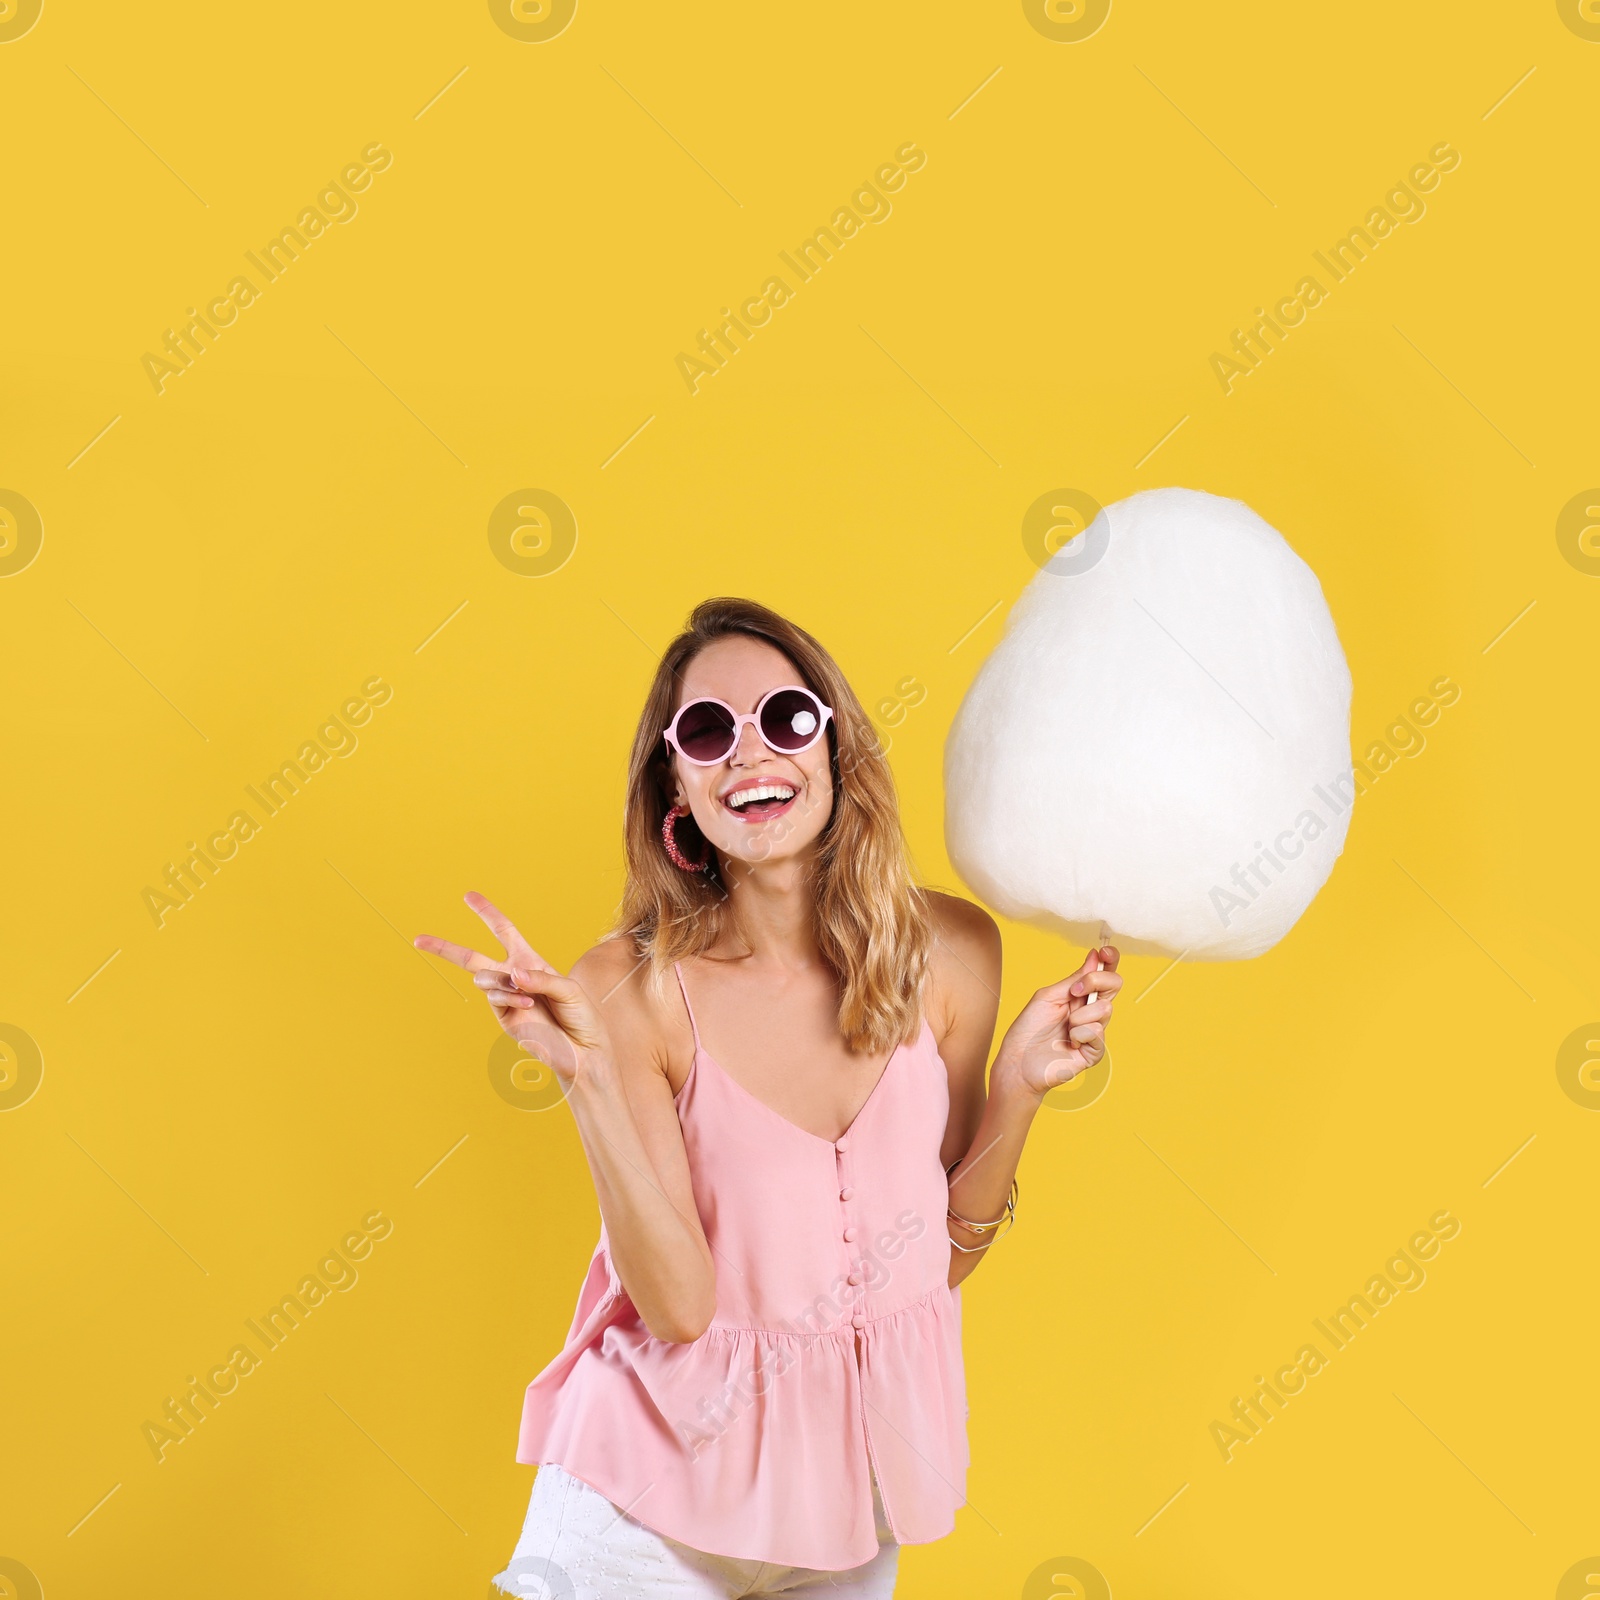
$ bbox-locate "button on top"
[847,1270,862,1286]
[843,1226,859,1242]
[835,1135,850,1153]
[839,1185,854,1201]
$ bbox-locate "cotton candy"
[944,487,1353,959]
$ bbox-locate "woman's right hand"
[414,892,611,1088]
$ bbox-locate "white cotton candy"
[944,487,1354,959]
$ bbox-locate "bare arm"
[417,896,715,1343]
[943,1074,1042,1290]
[563,943,716,1342]
[927,893,1016,1289]
[927,893,1120,1288]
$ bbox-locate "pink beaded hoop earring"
[661,805,711,873]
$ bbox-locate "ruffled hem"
[515,1281,968,1570]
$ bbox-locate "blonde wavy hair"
[613,597,932,1056]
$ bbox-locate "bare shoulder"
[922,890,1002,1037]
[569,936,692,1079]
[925,889,1001,969]
[569,934,647,998]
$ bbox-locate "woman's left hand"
[992,945,1122,1099]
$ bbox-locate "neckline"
[676,1018,928,1148]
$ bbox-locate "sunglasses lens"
[760,689,825,751]
[675,700,736,761]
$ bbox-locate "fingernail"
[1071,982,1085,995]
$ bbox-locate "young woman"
[416,597,1121,1598]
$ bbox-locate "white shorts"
[490,1463,900,1598]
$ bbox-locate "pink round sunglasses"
[663,684,835,767]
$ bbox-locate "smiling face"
[666,636,836,870]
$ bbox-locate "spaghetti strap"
[671,960,703,1053]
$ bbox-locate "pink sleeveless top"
[514,961,970,1570]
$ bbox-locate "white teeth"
[726,783,796,810]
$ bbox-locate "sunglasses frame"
[663,684,835,768]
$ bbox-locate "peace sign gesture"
[414,892,610,1086]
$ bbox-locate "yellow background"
[2,1,1596,1595]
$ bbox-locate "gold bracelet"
[947,1204,1016,1250]
[947,1193,1014,1231]
[944,1164,1019,1246]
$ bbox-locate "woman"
[416,597,1120,1597]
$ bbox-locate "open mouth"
[721,781,798,822]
